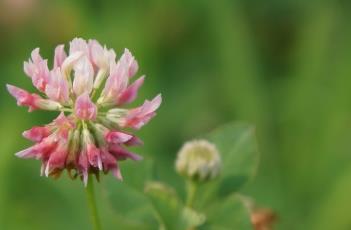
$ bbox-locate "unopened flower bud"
[36,99,63,111]
[175,139,221,182]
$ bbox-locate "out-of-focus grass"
[1,0,351,229]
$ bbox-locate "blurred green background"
[1,0,351,229]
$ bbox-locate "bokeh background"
[1,0,351,229]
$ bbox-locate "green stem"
[91,89,98,101]
[60,107,73,113]
[186,180,197,208]
[85,176,102,230]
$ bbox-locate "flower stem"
[186,180,197,208]
[85,176,102,230]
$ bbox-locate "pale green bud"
[36,99,63,111]
[175,139,221,182]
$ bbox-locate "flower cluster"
[7,38,161,185]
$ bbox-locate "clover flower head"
[175,139,221,182]
[8,37,162,186]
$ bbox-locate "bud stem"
[185,180,197,208]
[85,176,102,230]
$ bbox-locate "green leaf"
[181,207,206,229]
[200,195,252,230]
[209,122,259,196]
[309,165,351,230]
[118,155,155,191]
[102,178,158,229]
[197,122,259,206]
[144,181,182,230]
[145,181,205,230]
[209,122,259,186]
[102,157,158,229]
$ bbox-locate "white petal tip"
[45,163,50,177]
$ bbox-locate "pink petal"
[125,136,144,146]
[99,61,129,105]
[73,56,94,96]
[105,131,133,144]
[75,93,97,120]
[51,113,75,139]
[23,48,50,92]
[7,84,63,111]
[87,144,102,170]
[121,48,138,78]
[89,39,117,71]
[15,146,36,158]
[30,48,43,63]
[109,144,142,161]
[22,126,51,142]
[54,44,67,68]
[69,38,89,55]
[53,112,74,127]
[45,68,69,104]
[117,76,145,105]
[16,134,58,159]
[100,149,123,180]
[78,150,89,186]
[112,165,123,180]
[61,51,84,78]
[45,142,68,177]
[123,94,162,129]
[89,40,104,67]
[36,138,58,161]
[140,94,162,114]
[7,84,41,111]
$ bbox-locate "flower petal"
[89,39,116,69]
[121,48,138,78]
[70,38,89,56]
[81,128,103,170]
[54,44,67,68]
[73,56,94,96]
[75,93,97,120]
[105,131,133,144]
[117,75,145,105]
[17,134,58,160]
[61,51,84,79]
[78,149,89,186]
[45,68,70,104]
[109,144,142,161]
[7,84,41,111]
[22,126,51,142]
[15,146,36,158]
[23,48,50,92]
[87,144,102,170]
[101,149,122,180]
[98,60,129,105]
[122,94,162,129]
[125,135,144,146]
[45,142,68,177]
